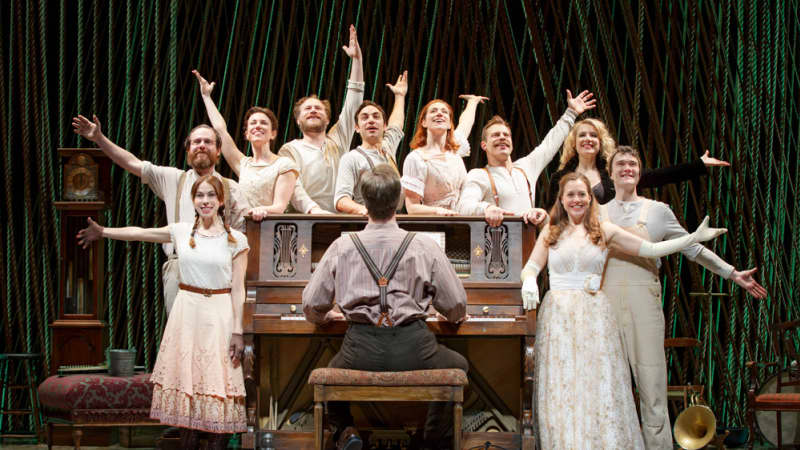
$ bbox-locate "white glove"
[638,216,727,258]
[521,278,540,310]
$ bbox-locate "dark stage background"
[1,0,798,429]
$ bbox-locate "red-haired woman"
[401,95,487,215]
[77,175,249,449]
[193,70,325,217]
[520,172,725,449]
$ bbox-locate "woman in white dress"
[401,95,487,214]
[520,172,725,449]
[193,70,324,218]
[77,175,249,449]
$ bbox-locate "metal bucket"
[109,349,136,377]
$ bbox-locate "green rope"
[219,0,240,102]
[316,0,339,96]
[152,0,163,351]
[4,0,18,354]
[76,0,84,144]
[254,0,277,106]
[37,0,54,371]
[304,2,325,97]
[125,0,134,350]
[23,0,32,354]
[414,0,440,122]
[106,0,115,352]
[140,0,150,368]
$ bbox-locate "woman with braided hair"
[77,175,249,449]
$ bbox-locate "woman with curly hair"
[520,172,725,449]
[545,118,729,207]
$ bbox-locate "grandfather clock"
[50,148,112,374]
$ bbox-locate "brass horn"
[673,392,717,450]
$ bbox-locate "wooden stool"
[0,353,44,443]
[309,368,467,450]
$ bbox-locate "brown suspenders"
[354,147,400,174]
[349,232,416,327]
[481,166,533,207]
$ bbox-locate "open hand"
[692,216,727,243]
[731,267,768,299]
[72,114,102,142]
[76,217,103,249]
[342,24,362,60]
[192,69,215,97]
[434,207,458,216]
[566,89,597,115]
[458,94,490,104]
[521,278,540,310]
[387,71,408,97]
[700,150,731,167]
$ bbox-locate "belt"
[178,283,231,296]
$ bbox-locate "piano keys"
[242,215,537,449]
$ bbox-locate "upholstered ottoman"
[38,373,159,449]
[308,368,467,450]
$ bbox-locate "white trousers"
[604,263,673,450]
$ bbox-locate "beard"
[299,118,327,134]
[188,150,219,170]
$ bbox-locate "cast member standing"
[77,176,249,449]
[278,24,365,212]
[457,90,596,226]
[601,145,766,449]
[72,115,246,314]
[520,172,726,449]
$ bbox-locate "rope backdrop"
[0,0,797,428]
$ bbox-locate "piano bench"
[309,368,467,450]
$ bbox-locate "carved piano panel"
[243,215,537,449]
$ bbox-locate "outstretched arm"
[342,24,363,83]
[386,71,408,129]
[72,115,144,177]
[192,70,244,175]
[603,216,726,258]
[249,171,299,220]
[76,217,170,248]
[454,94,489,138]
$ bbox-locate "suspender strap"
[355,147,400,174]
[349,232,417,327]
[176,171,188,223]
[482,166,533,207]
[637,199,651,226]
[354,148,376,170]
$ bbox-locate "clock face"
[64,154,99,200]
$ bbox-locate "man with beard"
[279,24,365,212]
[457,90,596,226]
[72,116,246,314]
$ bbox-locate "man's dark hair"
[608,145,644,172]
[360,164,401,220]
[354,100,388,123]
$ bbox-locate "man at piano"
[457,90,596,226]
[302,164,468,450]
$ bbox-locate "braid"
[218,205,237,245]
[189,213,199,248]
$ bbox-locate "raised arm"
[603,216,726,258]
[342,24,363,84]
[228,249,248,368]
[520,227,550,310]
[76,217,170,248]
[72,115,144,177]
[192,70,244,175]
[454,94,489,138]
[328,24,366,154]
[386,71,408,129]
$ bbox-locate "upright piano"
[243,215,537,449]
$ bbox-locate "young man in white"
[601,145,767,449]
[279,24,365,213]
[334,72,408,214]
[457,90,596,226]
[72,117,246,314]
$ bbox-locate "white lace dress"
[535,235,644,449]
